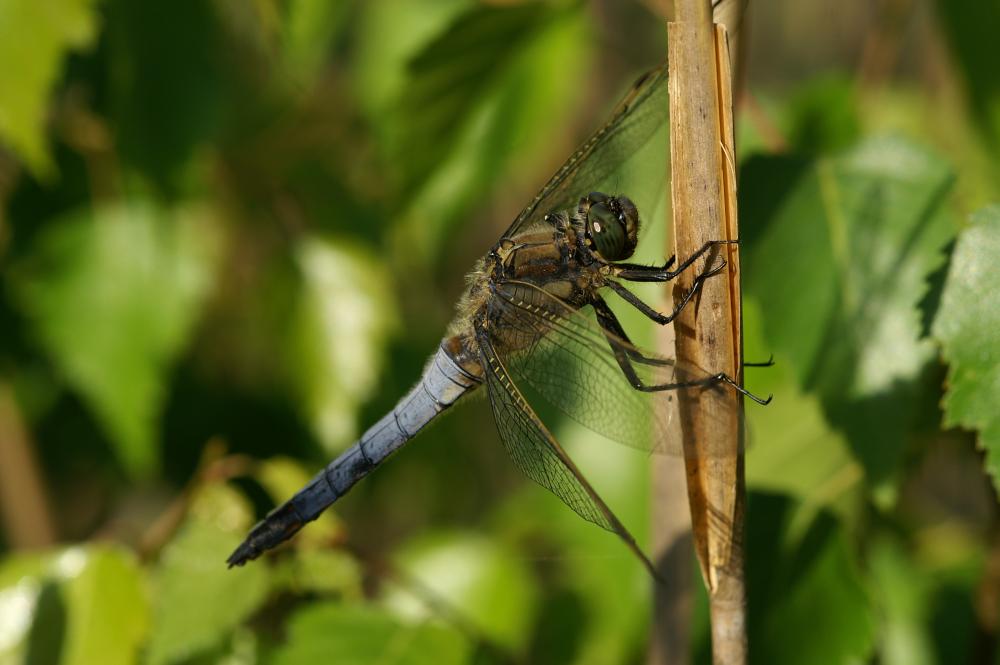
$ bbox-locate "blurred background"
[1,0,999,663]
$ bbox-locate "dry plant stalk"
[0,384,56,548]
[650,4,748,663]
[666,4,747,664]
[649,314,693,665]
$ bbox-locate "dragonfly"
[226,62,770,577]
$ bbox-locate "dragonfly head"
[584,192,639,261]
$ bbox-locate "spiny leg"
[592,297,772,405]
[614,254,676,275]
[594,301,771,404]
[744,355,775,367]
[647,372,773,405]
[605,258,727,326]
[591,297,673,395]
[621,358,772,405]
[614,239,737,283]
[594,304,674,367]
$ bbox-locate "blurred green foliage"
[0,0,100,177]
[0,1,998,664]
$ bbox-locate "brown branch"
[665,1,747,663]
[0,383,56,549]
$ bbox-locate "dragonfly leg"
[592,296,674,370]
[593,297,772,405]
[614,239,737,282]
[744,354,775,368]
[614,254,677,274]
[605,257,726,325]
[640,372,773,405]
[592,297,669,390]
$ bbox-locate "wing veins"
[477,326,658,576]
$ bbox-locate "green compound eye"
[587,201,628,260]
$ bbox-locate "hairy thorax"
[447,220,606,346]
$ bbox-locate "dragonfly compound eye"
[587,198,639,261]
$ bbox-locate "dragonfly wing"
[476,325,656,574]
[502,63,670,239]
[487,279,699,455]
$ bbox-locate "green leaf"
[9,201,221,475]
[272,602,469,665]
[854,87,1000,214]
[867,540,936,665]
[145,485,270,665]
[388,1,558,197]
[106,0,226,194]
[354,0,469,117]
[383,532,538,653]
[931,205,1000,489]
[0,553,52,665]
[0,0,100,176]
[59,546,149,665]
[0,546,147,665]
[743,300,864,527]
[742,136,956,486]
[278,548,364,599]
[782,75,861,155]
[385,2,591,259]
[286,236,397,452]
[745,493,876,665]
[281,0,351,80]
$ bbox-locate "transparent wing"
[502,63,670,240]
[486,280,735,458]
[478,331,612,528]
[476,326,652,572]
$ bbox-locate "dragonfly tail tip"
[225,541,257,569]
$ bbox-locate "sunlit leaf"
[742,136,956,487]
[9,201,221,475]
[931,205,1000,490]
[743,301,864,528]
[59,546,149,665]
[384,532,538,653]
[388,2,555,196]
[0,546,147,665]
[272,602,469,665]
[0,0,100,176]
[281,0,350,80]
[145,485,269,665]
[354,0,469,117]
[386,2,591,259]
[279,548,363,598]
[286,236,397,452]
[867,540,936,665]
[856,87,1000,213]
[0,553,52,665]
